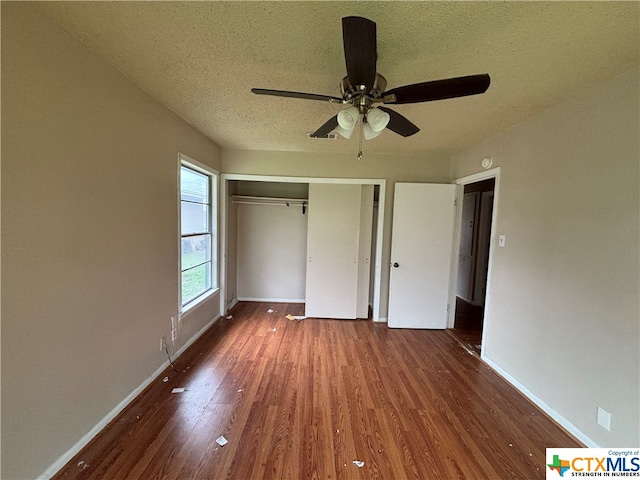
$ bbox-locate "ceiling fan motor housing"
[341,73,387,104]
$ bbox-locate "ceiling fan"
[251,16,491,142]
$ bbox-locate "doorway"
[448,169,499,356]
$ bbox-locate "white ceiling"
[35,1,639,157]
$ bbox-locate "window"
[180,159,218,310]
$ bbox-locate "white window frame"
[179,153,219,313]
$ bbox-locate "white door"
[388,183,457,329]
[305,183,361,319]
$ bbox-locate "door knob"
[392,262,399,268]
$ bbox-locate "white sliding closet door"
[305,183,362,319]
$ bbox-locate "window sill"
[181,288,220,317]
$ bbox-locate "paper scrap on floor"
[171,387,186,393]
[285,314,306,321]
[267,309,274,313]
[353,460,365,467]
[216,435,228,447]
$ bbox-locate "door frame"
[220,174,386,320]
[447,167,501,356]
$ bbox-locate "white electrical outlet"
[171,328,177,342]
[160,336,167,351]
[171,315,178,330]
[597,407,611,431]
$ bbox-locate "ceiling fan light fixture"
[334,124,355,139]
[337,106,359,129]
[362,122,383,140]
[335,106,359,139]
[366,107,390,133]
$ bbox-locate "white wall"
[1,4,222,478]
[222,150,452,319]
[451,68,639,446]
[236,202,307,301]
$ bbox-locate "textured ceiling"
[35,1,639,157]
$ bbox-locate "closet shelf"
[231,195,308,207]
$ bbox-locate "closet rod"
[231,195,308,207]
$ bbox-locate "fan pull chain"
[357,115,364,160]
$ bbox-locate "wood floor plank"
[53,302,581,480]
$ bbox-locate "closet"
[228,180,376,319]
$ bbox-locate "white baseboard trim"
[373,316,388,323]
[38,314,222,480]
[237,296,305,303]
[482,356,598,448]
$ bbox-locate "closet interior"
[226,179,379,320]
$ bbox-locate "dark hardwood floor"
[53,302,580,480]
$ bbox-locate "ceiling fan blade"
[383,74,491,105]
[378,107,420,137]
[251,88,343,103]
[310,115,339,138]
[342,16,377,92]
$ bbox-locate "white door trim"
[448,168,501,359]
[220,174,386,321]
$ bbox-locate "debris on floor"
[77,460,89,470]
[216,435,228,447]
[225,315,233,320]
[267,308,275,313]
[285,314,305,321]
[271,328,277,332]
[353,460,365,468]
[162,376,169,383]
[460,343,475,355]
[171,387,186,394]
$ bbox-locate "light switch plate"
[597,407,611,431]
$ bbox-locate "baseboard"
[373,316,388,323]
[38,314,221,480]
[481,356,598,448]
[237,296,305,303]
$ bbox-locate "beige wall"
[1,4,222,479]
[222,150,452,318]
[451,68,639,446]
